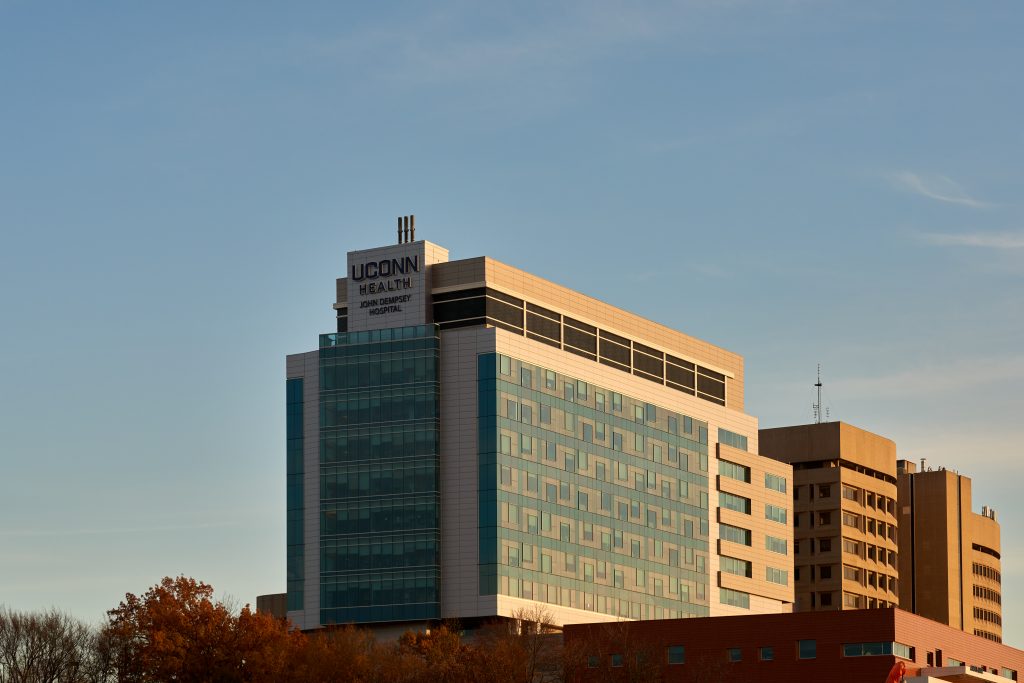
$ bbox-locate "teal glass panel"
[286,378,304,611]
[318,325,441,624]
[479,353,710,620]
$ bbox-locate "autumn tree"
[472,606,569,683]
[100,576,296,683]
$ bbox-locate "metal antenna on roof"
[813,364,824,423]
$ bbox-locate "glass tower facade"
[479,352,711,620]
[317,324,441,624]
[286,378,305,611]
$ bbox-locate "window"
[631,540,641,558]
[610,654,623,668]
[765,472,787,493]
[798,640,816,659]
[766,567,788,585]
[766,536,788,555]
[720,588,750,608]
[727,648,742,662]
[499,355,511,375]
[721,556,752,578]
[721,524,752,546]
[759,646,774,661]
[560,523,570,542]
[564,383,574,402]
[587,656,599,669]
[527,514,537,534]
[520,367,532,388]
[818,484,831,498]
[719,460,751,483]
[667,645,685,664]
[545,441,556,461]
[843,512,861,529]
[842,642,911,658]
[612,432,623,451]
[539,404,551,424]
[541,554,551,573]
[718,429,748,451]
[819,538,831,552]
[720,492,751,514]
[766,504,787,524]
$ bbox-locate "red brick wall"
[564,609,1023,683]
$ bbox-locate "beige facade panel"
[760,422,897,476]
[429,256,745,409]
[714,443,794,608]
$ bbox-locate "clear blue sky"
[2,0,1022,641]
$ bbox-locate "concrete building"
[283,222,794,632]
[759,422,900,612]
[897,460,1003,642]
[565,608,1023,682]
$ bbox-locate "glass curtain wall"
[318,325,441,624]
[479,353,710,620]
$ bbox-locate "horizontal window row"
[504,544,703,599]
[320,353,439,390]
[322,534,439,572]
[587,640,818,670]
[320,387,439,427]
[321,569,439,610]
[497,503,708,570]
[322,463,437,500]
[321,426,438,464]
[321,497,439,536]
[499,396,706,472]
[975,606,1002,626]
[500,574,706,621]
[973,562,1001,583]
[843,642,913,659]
[449,299,730,406]
[794,511,896,541]
[974,584,1002,605]
[495,361,709,448]
[319,324,438,348]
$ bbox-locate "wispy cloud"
[889,171,993,209]
[0,521,237,538]
[833,355,1024,400]
[920,231,1024,250]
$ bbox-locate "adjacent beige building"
[759,422,900,613]
[897,460,1003,642]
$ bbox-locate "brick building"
[565,608,1022,682]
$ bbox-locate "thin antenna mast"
[813,364,823,423]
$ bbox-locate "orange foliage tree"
[100,576,298,683]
